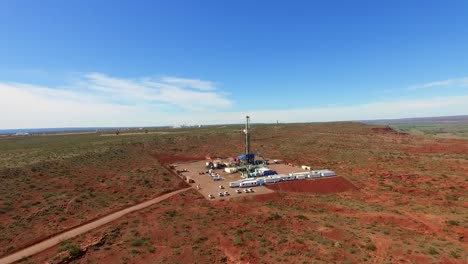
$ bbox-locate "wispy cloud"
[80,73,232,110]
[1,73,467,129]
[160,77,216,91]
[409,77,468,90]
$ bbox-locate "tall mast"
[245,115,250,157]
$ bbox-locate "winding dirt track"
[0,187,191,264]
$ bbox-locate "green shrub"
[68,245,82,257]
[365,242,376,251]
[131,238,144,247]
[427,247,438,255]
[447,220,459,226]
[165,210,178,217]
[295,214,309,220]
[450,250,460,258]
[267,212,282,221]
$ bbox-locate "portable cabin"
[264,176,280,183]
[320,170,336,177]
[277,174,293,181]
[239,180,258,188]
[225,167,238,174]
[295,174,307,180]
[229,181,241,188]
[308,173,321,179]
[312,169,336,177]
[290,172,310,177]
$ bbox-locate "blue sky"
[0,0,467,128]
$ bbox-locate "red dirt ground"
[150,153,206,164]
[371,126,408,135]
[266,176,358,193]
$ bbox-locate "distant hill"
[361,115,468,125]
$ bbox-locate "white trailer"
[308,173,321,179]
[313,169,336,177]
[225,167,238,173]
[264,177,280,183]
[280,174,295,181]
[291,172,310,177]
[239,180,258,188]
[255,177,266,183]
[229,181,241,188]
[320,171,336,177]
[295,174,307,180]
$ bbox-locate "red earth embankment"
[266,176,357,193]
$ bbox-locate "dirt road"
[0,187,192,264]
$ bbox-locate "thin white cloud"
[1,76,467,128]
[409,77,468,90]
[160,77,216,91]
[79,73,232,110]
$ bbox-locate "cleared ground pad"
[266,176,357,193]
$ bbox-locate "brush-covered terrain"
[1,122,467,263]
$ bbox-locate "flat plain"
[0,122,467,263]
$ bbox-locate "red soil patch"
[253,192,281,202]
[266,176,357,194]
[405,139,468,155]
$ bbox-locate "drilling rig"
[243,115,254,164]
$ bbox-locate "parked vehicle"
[208,194,214,199]
[224,191,229,196]
[236,189,241,194]
[219,185,224,189]
[218,192,224,197]
[247,188,254,192]
[243,189,250,193]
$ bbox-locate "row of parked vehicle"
[208,187,254,199]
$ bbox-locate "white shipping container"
[308,173,321,179]
[255,177,266,182]
[265,177,281,183]
[280,174,295,181]
[229,181,241,188]
[295,174,307,180]
[321,171,336,177]
[291,172,310,177]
